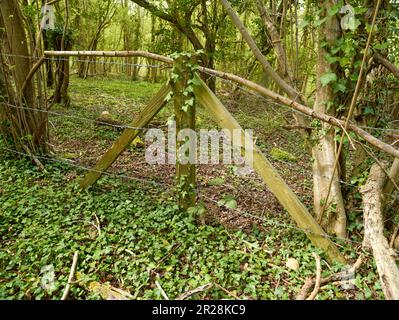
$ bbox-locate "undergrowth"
[0,76,385,300]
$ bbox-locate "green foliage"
[2,154,368,300]
[217,194,237,210]
[320,72,338,87]
[270,148,297,163]
[208,177,225,186]
[46,23,74,49]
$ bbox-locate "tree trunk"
[0,0,48,155]
[53,37,72,106]
[362,163,399,300]
[312,0,346,238]
[220,0,309,134]
[256,0,293,82]
[42,30,54,87]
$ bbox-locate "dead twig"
[93,213,101,236]
[61,251,79,300]
[213,282,241,300]
[176,283,213,300]
[307,253,322,300]
[155,280,170,300]
[296,255,364,300]
[150,242,182,275]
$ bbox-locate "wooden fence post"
[171,55,197,211]
[80,83,172,188]
[192,74,346,264]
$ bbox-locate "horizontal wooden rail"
[43,50,399,159]
[44,50,173,64]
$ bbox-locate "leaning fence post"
[171,54,198,211]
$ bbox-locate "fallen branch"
[374,53,399,80]
[296,255,364,300]
[176,283,213,300]
[307,253,322,300]
[61,251,79,300]
[361,164,399,299]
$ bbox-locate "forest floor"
[0,75,385,300]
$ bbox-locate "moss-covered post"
[171,53,198,211]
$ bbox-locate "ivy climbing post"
[171,53,198,211]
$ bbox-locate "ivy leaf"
[333,80,346,93]
[325,53,339,64]
[186,98,194,107]
[373,42,389,50]
[170,73,180,81]
[363,106,374,115]
[226,198,237,209]
[338,56,351,68]
[164,92,173,103]
[320,72,337,86]
[342,15,361,31]
[218,195,237,210]
[327,5,340,17]
[182,104,189,113]
[208,177,225,186]
[188,77,201,86]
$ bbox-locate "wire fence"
[0,52,167,69]
[0,145,166,189]
[1,51,398,133]
[203,69,399,135]
[0,143,372,251]
[2,102,157,131]
[1,51,398,254]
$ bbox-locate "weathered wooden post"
[171,54,197,210]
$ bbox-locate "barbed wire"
[198,191,369,249]
[1,102,158,131]
[2,101,397,202]
[1,52,398,261]
[356,125,399,134]
[0,145,167,189]
[2,52,398,133]
[0,52,167,69]
[0,143,368,251]
[202,69,399,135]
[201,69,312,120]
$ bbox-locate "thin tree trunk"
[256,0,293,82]
[53,38,72,106]
[221,0,298,99]
[0,0,48,154]
[362,163,399,300]
[312,0,346,237]
[220,0,309,134]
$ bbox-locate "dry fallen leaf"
[285,258,300,271]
